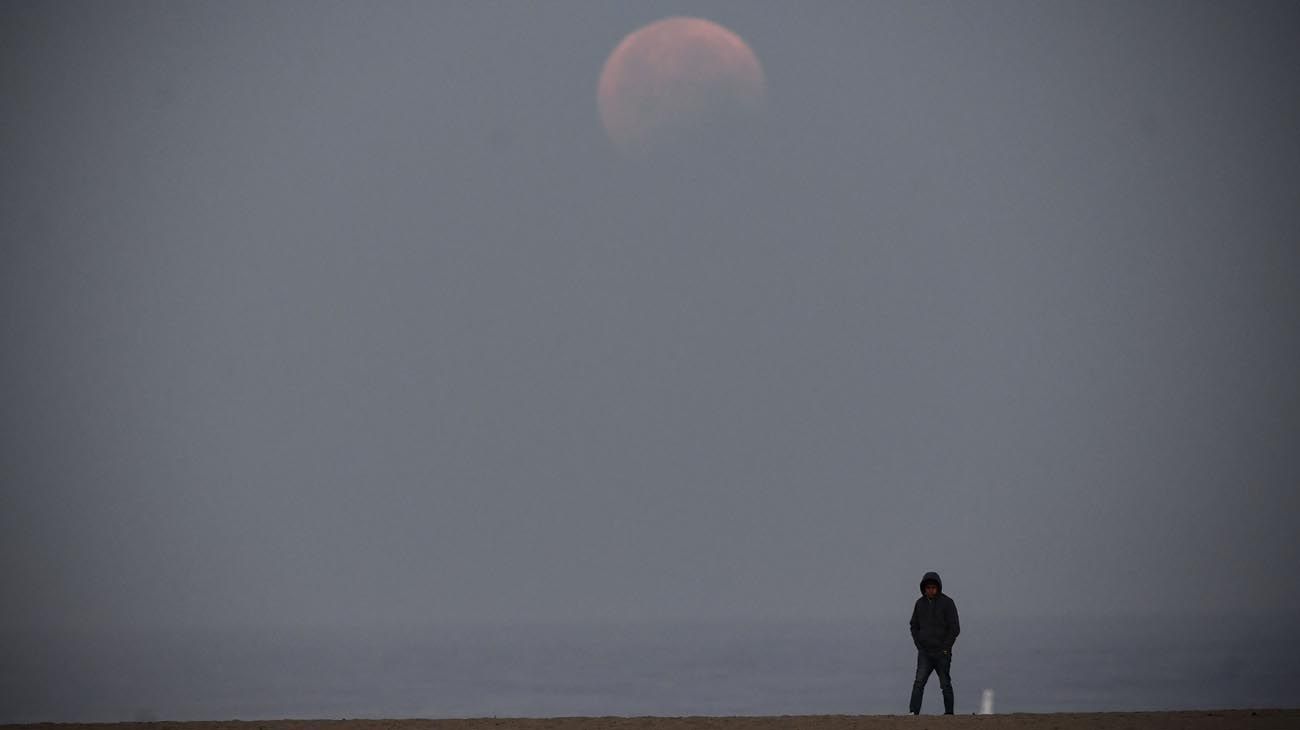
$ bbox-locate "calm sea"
[2,616,1295,723]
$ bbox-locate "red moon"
[598,17,766,157]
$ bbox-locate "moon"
[598,17,766,158]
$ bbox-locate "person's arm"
[944,599,960,651]
[910,601,921,649]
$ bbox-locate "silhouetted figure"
[909,571,960,715]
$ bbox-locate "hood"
[919,571,943,594]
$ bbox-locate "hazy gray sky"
[3,1,1298,631]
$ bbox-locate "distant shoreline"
[6,709,1299,730]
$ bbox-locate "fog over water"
[2,0,1298,720]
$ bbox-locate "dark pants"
[909,649,954,714]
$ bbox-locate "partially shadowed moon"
[598,17,766,158]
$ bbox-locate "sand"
[6,711,1298,730]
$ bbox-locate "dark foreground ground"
[6,710,1299,730]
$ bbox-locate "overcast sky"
[3,1,1298,632]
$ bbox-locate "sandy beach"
[6,711,1298,730]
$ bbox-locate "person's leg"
[909,650,934,714]
[935,652,954,714]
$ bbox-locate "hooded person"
[908,571,960,715]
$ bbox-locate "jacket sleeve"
[909,601,921,648]
[944,599,960,650]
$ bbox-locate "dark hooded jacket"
[910,571,960,653]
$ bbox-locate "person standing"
[909,571,960,715]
